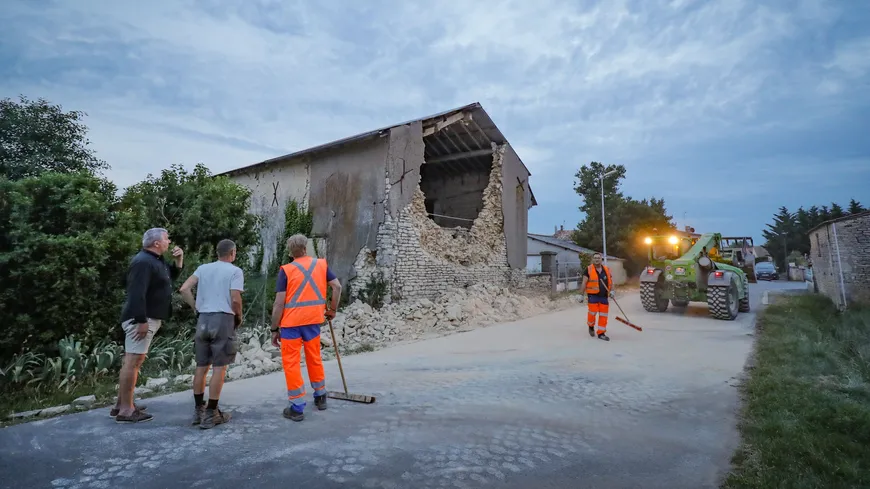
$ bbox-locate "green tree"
[120,163,261,265]
[0,95,108,180]
[848,199,866,214]
[761,206,797,271]
[0,172,141,357]
[572,162,675,273]
[829,202,846,220]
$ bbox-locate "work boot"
[191,405,205,426]
[314,394,327,411]
[598,333,610,342]
[283,406,304,422]
[200,408,231,430]
[588,326,595,337]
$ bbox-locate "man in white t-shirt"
[179,239,244,429]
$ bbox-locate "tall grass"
[722,294,870,488]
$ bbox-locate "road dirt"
[0,281,806,489]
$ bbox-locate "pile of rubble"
[218,283,577,379]
[325,282,576,352]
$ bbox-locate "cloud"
[1,0,868,245]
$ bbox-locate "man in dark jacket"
[112,227,184,423]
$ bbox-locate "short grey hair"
[142,228,168,248]
[216,239,236,257]
[287,234,308,258]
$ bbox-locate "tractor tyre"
[671,299,689,307]
[707,278,739,320]
[641,278,669,312]
[738,293,750,312]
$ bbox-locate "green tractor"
[639,232,750,320]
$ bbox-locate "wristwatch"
[270,326,279,333]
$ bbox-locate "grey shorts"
[121,318,162,355]
[194,313,238,367]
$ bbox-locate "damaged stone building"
[219,102,537,302]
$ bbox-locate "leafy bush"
[0,172,142,357]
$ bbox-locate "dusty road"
[0,280,807,489]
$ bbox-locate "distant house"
[552,224,573,241]
[526,233,627,285]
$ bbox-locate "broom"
[601,282,643,332]
[325,318,376,404]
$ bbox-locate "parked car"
[755,261,779,281]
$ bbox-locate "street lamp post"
[599,169,617,267]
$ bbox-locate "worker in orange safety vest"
[579,252,614,342]
[270,233,342,421]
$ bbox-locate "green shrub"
[0,172,141,357]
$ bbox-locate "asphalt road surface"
[0,280,808,489]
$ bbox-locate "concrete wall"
[226,160,310,269]
[308,136,389,284]
[501,144,531,269]
[809,211,870,308]
[226,136,388,284]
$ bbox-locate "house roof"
[528,233,623,261]
[217,102,536,206]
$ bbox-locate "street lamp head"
[602,170,617,178]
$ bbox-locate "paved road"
[0,280,807,489]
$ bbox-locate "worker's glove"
[609,291,615,298]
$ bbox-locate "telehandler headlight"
[644,237,652,245]
[668,236,679,245]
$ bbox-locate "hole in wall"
[420,125,493,230]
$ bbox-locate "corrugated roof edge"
[528,233,623,260]
[216,102,533,180]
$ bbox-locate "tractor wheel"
[708,277,739,320]
[641,277,669,312]
[738,293,750,312]
[671,299,689,307]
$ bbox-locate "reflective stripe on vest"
[585,264,611,295]
[285,258,326,308]
[279,257,327,327]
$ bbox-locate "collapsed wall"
[351,136,521,303]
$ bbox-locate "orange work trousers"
[586,295,609,335]
[279,325,326,409]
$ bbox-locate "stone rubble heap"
[326,282,576,351]
[219,282,576,379]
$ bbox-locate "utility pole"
[599,169,617,267]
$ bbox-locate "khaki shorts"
[121,318,162,355]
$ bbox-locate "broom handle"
[327,318,349,394]
[601,282,631,322]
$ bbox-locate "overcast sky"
[2,0,868,244]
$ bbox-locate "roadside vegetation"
[722,294,870,488]
[0,95,359,424]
